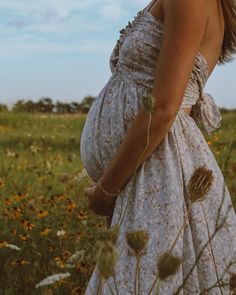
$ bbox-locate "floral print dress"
[80,4,236,295]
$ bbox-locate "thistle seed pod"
[96,241,118,279]
[142,95,156,113]
[68,153,76,162]
[98,225,120,245]
[188,166,214,202]
[58,173,70,183]
[157,252,182,280]
[126,229,149,255]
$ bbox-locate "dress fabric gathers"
[80,5,236,295]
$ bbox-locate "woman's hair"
[218,0,236,64]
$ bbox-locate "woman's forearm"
[98,105,177,195]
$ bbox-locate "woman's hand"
[85,183,117,218]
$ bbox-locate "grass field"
[0,111,235,294]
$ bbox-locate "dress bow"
[191,92,222,135]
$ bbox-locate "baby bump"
[80,73,146,181]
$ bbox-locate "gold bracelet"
[97,179,121,198]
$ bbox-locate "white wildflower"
[57,230,66,237]
[74,168,88,182]
[35,272,71,288]
[6,244,21,251]
[6,149,16,157]
[46,161,51,169]
[67,250,85,265]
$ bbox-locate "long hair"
[218,0,236,64]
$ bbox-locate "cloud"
[6,19,30,29]
[99,3,128,21]
[0,0,148,56]
[1,0,130,33]
[0,0,130,20]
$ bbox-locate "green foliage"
[0,112,105,294]
[0,103,8,112]
[10,96,96,114]
[0,111,235,294]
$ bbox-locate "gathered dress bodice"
[109,9,209,108]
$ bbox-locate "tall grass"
[0,110,235,294]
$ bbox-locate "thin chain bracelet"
[97,179,121,198]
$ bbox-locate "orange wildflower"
[12,192,27,203]
[11,259,30,266]
[67,202,76,213]
[0,241,8,248]
[19,233,29,241]
[40,228,52,236]
[0,178,5,188]
[37,210,49,218]
[20,220,35,230]
[54,257,65,269]
[11,229,17,235]
[77,211,87,221]
[13,207,22,218]
[4,198,12,205]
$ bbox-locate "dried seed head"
[157,252,182,280]
[229,273,236,292]
[96,241,118,279]
[58,174,70,183]
[67,153,76,162]
[98,225,120,245]
[126,229,149,255]
[142,95,156,113]
[188,166,214,202]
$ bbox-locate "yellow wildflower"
[0,241,8,248]
[54,257,65,269]
[11,259,30,266]
[77,211,87,221]
[4,198,12,205]
[13,207,22,218]
[0,178,5,188]
[67,202,76,212]
[37,210,49,218]
[20,220,35,230]
[40,228,52,236]
[19,233,29,241]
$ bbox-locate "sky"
[0,0,235,109]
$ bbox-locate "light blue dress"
[80,4,236,295]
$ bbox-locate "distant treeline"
[0,96,236,114]
[0,96,95,114]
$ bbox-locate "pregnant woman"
[80,0,236,294]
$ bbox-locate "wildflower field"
[0,110,235,294]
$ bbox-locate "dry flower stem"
[134,254,141,295]
[200,202,224,295]
[112,270,120,295]
[173,203,233,295]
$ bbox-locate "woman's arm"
[97,0,207,196]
